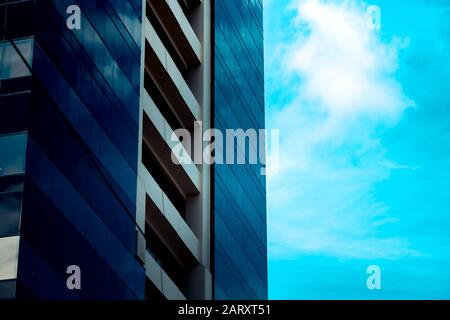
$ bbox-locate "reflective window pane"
[0,192,21,237]
[0,133,27,177]
[0,38,33,80]
[0,279,16,300]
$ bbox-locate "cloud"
[288,0,411,118]
[267,0,418,260]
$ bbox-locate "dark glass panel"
[214,0,267,300]
[0,133,27,177]
[0,191,21,237]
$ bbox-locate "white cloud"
[267,0,418,260]
[288,0,411,119]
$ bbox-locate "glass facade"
[0,0,144,299]
[1,0,268,300]
[213,0,268,299]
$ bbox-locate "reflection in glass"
[0,192,21,237]
[0,38,33,80]
[0,133,27,177]
[0,134,26,238]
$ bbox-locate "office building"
[0,0,266,300]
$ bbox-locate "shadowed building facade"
[213,0,267,299]
[0,0,266,300]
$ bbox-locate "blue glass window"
[0,133,26,238]
[0,38,33,80]
[0,133,27,178]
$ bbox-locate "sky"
[264,0,450,299]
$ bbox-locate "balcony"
[141,91,200,197]
[140,162,200,267]
[144,18,200,130]
[144,250,186,300]
[147,0,201,69]
[177,0,201,11]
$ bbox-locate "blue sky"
[265,0,450,299]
